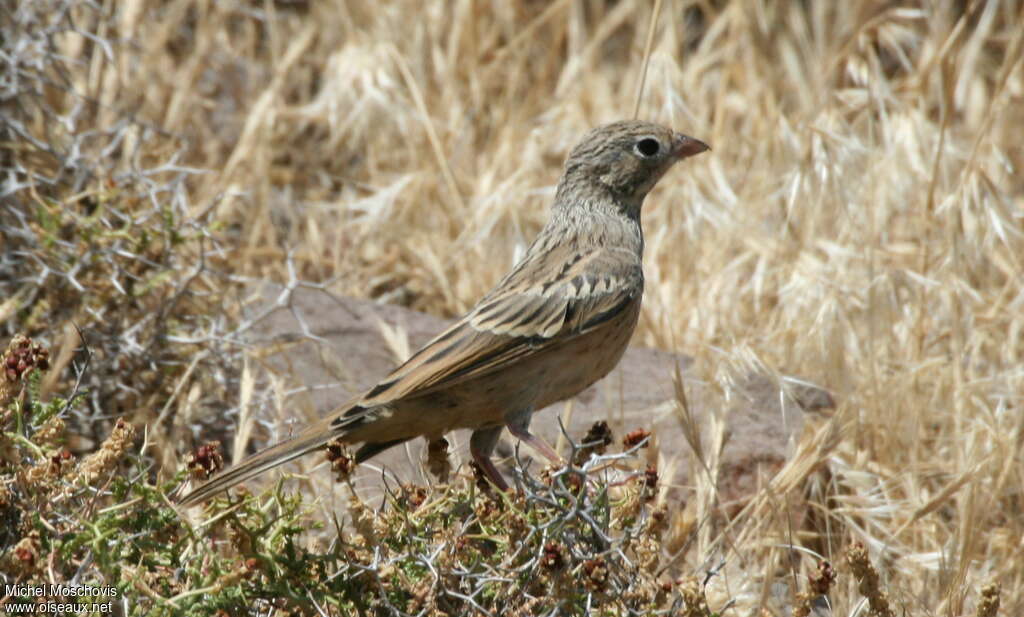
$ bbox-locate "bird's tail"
[176,417,341,508]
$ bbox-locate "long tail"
[176,418,341,507]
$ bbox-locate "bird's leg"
[469,425,508,491]
[505,409,564,466]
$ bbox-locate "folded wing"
[352,245,642,407]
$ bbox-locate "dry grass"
[3,0,1023,614]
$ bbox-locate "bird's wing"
[348,243,642,409]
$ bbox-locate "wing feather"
[355,246,641,406]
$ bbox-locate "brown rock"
[220,284,832,502]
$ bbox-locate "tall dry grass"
[3,0,1022,614]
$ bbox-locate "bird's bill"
[672,134,711,159]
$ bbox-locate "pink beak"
[672,133,711,159]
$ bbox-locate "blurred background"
[2,0,1021,613]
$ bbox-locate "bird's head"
[557,120,709,213]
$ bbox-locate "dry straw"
[2,0,1021,614]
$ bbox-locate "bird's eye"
[634,137,661,157]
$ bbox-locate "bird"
[178,120,709,506]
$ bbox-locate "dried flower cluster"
[845,543,895,617]
[3,335,49,383]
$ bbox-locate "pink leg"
[470,426,508,491]
[506,410,564,466]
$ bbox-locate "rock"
[214,284,832,502]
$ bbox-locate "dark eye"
[634,137,661,157]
